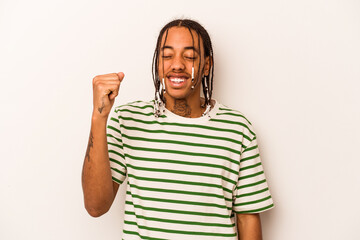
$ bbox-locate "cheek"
[194,63,205,77]
[157,61,170,77]
[157,60,199,77]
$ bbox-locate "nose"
[170,55,185,71]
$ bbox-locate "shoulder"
[113,100,154,112]
[213,102,257,140]
[215,102,252,125]
[112,100,154,118]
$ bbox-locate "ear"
[203,56,212,76]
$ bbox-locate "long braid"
[186,26,195,85]
[161,29,170,103]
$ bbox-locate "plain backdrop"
[1,0,359,239]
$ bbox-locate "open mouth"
[168,77,187,88]
[170,77,186,83]
[167,74,190,88]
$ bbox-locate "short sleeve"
[233,136,274,214]
[107,107,127,184]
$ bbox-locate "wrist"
[91,112,109,123]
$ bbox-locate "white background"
[1,0,359,239]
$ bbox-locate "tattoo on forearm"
[98,99,105,114]
[173,99,191,117]
[85,131,94,162]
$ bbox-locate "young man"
[82,19,274,240]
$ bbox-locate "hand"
[92,72,125,119]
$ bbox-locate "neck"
[164,93,205,118]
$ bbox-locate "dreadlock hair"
[152,18,214,117]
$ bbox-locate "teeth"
[170,78,185,83]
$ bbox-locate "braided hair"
[152,19,214,116]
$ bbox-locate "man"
[82,19,274,240]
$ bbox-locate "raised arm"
[81,72,124,217]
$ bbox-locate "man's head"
[152,19,214,108]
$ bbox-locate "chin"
[166,94,188,101]
[165,89,191,100]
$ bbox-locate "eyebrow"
[161,45,199,53]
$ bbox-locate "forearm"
[237,213,262,240]
[82,115,115,217]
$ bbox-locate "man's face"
[158,27,210,101]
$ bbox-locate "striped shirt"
[107,100,274,240]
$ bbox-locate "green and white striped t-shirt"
[107,100,274,240]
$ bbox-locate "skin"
[237,213,263,240]
[81,26,263,239]
[81,72,123,217]
[158,26,210,118]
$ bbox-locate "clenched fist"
[92,72,124,119]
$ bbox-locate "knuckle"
[93,75,100,84]
[93,80,101,87]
